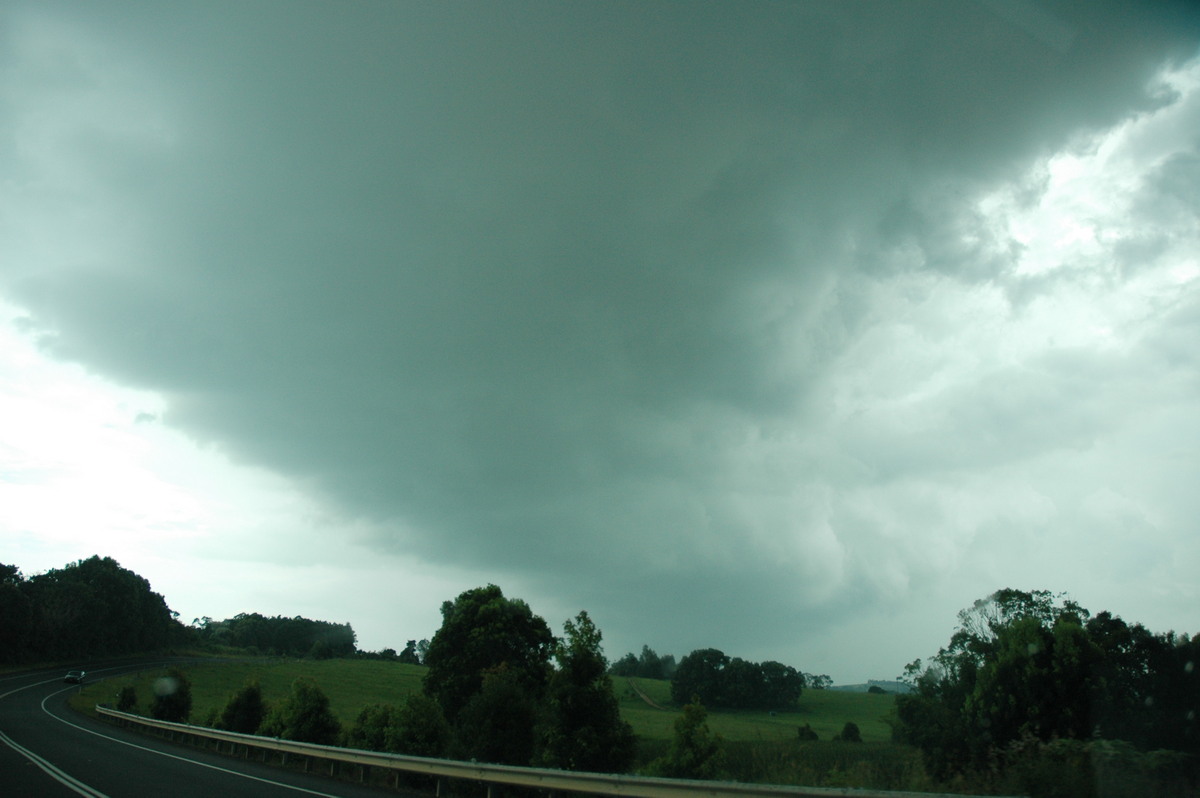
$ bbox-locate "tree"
[387,693,451,757]
[19,556,182,661]
[346,704,402,751]
[150,668,192,723]
[345,694,451,757]
[0,564,32,664]
[398,639,421,665]
[804,673,832,690]
[650,697,725,780]
[671,648,730,706]
[217,681,268,734]
[116,685,139,713]
[453,666,540,765]
[610,652,639,677]
[760,660,804,707]
[671,649,802,709]
[259,678,341,745]
[537,611,636,773]
[422,584,554,723]
[894,588,1200,779]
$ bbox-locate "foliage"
[834,721,862,742]
[0,557,186,664]
[452,666,540,765]
[346,703,402,751]
[671,648,803,710]
[422,584,554,723]
[398,639,424,665]
[194,612,356,658]
[387,692,451,757]
[797,723,819,740]
[804,673,833,690]
[611,645,677,680]
[150,668,193,723]
[217,681,268,734]
[116,685,139,713]
[649,697,725,780]
[894,588,1200,780]
[988,735,1200,798]
[537,611,636,773]
[259,678,341,745]
[344,693,450,757]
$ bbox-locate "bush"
[797,723,819,741]
[346,703,401,751]
[648,698,725,780]
[388,693,451,757]
[345,694,451,757]
[217,681,268,734]
[150,668,192,723]
[116,685,138,713]
[259,678,340,745]
[834,722,862,743]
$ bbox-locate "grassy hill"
[613,675,896,742]
[70,658,925,790]
[74,659,896,743]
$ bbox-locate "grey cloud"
[3,1,1198,673]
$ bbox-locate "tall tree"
[895,588,1200,778]
[537,611,636,773]
[422,584,554,723]
[671,648,730,707]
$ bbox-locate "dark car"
[64,671,86,684]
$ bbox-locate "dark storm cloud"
[3,1,1198,668]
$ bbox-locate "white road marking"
[0,727,110,798]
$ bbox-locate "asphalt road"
[0,661,421,798]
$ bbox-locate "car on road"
[64,670,86,683]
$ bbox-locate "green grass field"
[69,658,927,790]
[72,658,425,728]
[74,660,896,743]
[613,676,897,742]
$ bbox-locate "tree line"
[0,557,187,663]
[894,588,1199,787]
[192,612,357,658]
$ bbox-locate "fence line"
[95,705,1016,798]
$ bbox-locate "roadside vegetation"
[23,555,1199,796]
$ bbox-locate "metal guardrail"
[96,705,1014,798]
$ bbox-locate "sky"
[2,1,1199,684]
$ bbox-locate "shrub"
[259,678,340,745]
[648,698,725,780]
[388,693,451,758]
[116,685,138,713]
[797,723,819,741]
[217,681,268,734]
[834,722,862,742]
[346,703,401,751]
[150,668,192,723]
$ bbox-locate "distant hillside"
[828,680,911,694]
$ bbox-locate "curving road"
[0,662,417,798]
